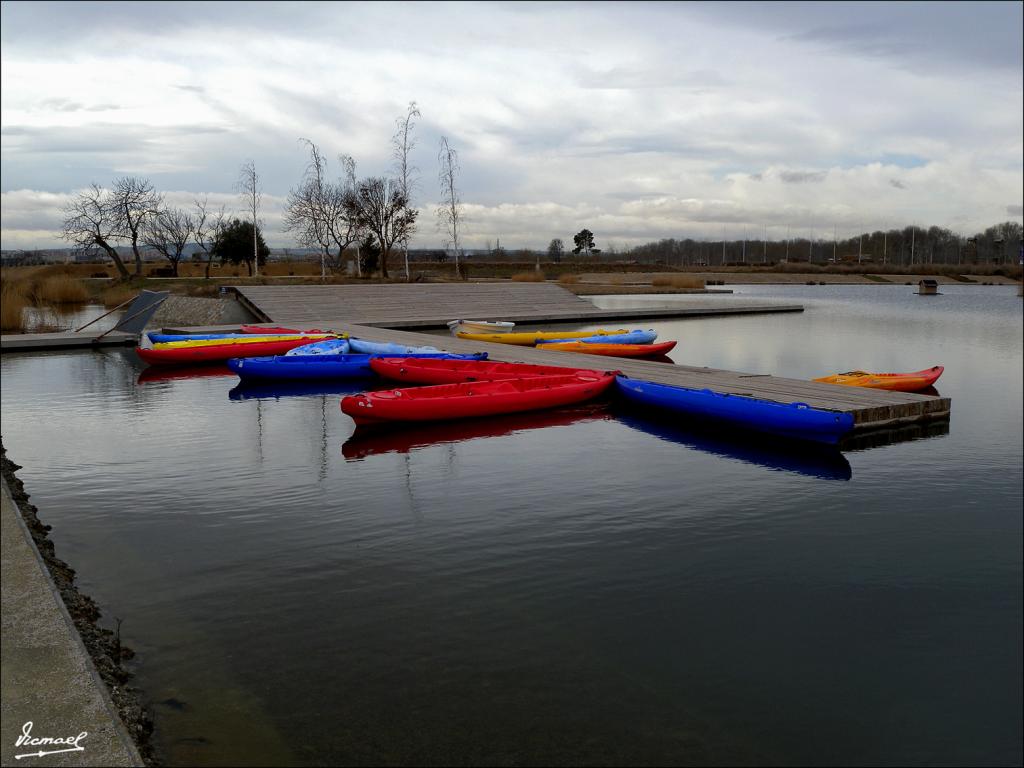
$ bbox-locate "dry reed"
[511,271,545,282]
[557,273,580,284]
[651,276,705,289]
[34,275,91,305]
[0,280,29,331]
[101,285,138,308]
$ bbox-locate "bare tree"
[61,183,131,279]
[193,197,228,279]
[284,140,361,279]
[437,136,464,279]
[143,206,193,277]
[110,176,162,277]
[392,101,421,281]
[350,177,418,279]
[237,160,262,277]
[340,154,362,277]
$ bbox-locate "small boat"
[136,337,334,366]
[341,372,617,426]
[369,357,609,385]
[152,334,336,349]
[454,328,629,346]
[537,340,677,358]
[538,329,657,345]
[446,319,516,335]
[228,352,489,381]
[813,366,944,392]
[347,338,443,355]
[615,376,854,444]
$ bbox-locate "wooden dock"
[230,283,804,328]
[198,284,949,435]
[0,329,138,351]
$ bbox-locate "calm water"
[1,285,1021,766]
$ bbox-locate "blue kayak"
[228,351,488,381]
[615,376,854,444]
[348,338,443,355]
[537,329,657,346]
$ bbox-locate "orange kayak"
[537,340,677,358]
[813,366,944,392]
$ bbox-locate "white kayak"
[447,319,516,335]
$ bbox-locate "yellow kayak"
[813,366,944,392]
[154,334,338,349]
[455,329,629,346]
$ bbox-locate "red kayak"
[136,337,330,366]
[537,340,677,358]
[369,357,612,385]
[341,373,617,425]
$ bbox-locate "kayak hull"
[538,329,657,345]
[539,340,677,358]
[369,357,609,385]
[341,373,617,425]
[228,352,489,381]
[455,329,629,346]
[615,376,854,444]
[153,334,335,349]
[136,337,331,366]
[813,366,944,392]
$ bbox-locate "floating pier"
[173,284,950,436]
[228,283,804,328]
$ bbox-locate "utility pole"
[911,225,916,265]
[785,225,790,262]
[883,231,887,265]
[833,224,837,263]
[763,224,767,263]
[858,230,863,264]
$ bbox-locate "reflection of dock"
[167,283,949,437]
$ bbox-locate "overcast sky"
[2,0,1021,252]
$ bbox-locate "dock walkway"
[230,283,803,328]
[194,284,950,433]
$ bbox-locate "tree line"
[628,223,1023,267]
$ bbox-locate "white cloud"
[2,1,1021,251]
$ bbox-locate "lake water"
[1,284,1021,766]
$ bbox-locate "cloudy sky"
[2,0,1021,252]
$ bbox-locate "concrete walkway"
[1,477,142,767]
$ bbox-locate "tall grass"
[1,280,30,332]
[33,275,91,305]
[101,285,138,308]
[511,272,545,282]
[557,273,580,284]
[651,276,705,289]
